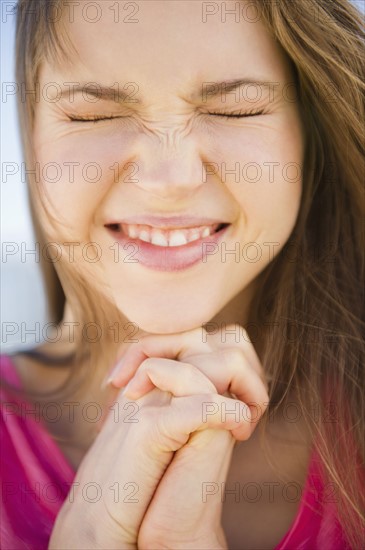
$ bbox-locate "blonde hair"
[6,0,365,546]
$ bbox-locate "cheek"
[33,125,133,238]
[214,118,303,237]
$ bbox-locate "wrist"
[48,509,137,550]
[138,529,228,550]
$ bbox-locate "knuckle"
[138,356,154,372]
[220,346,246,368]
[198,392,221,415]
[182,362,217,391]
[201,391,220,404]
[180,361,199,378]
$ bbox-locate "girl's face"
[34,0,305,333]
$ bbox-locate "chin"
[120,305,214,336]
[140,319,200,335]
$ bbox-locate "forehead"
[46,0,293,100]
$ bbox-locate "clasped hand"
[49,324,269,550]
[110,324,269,549]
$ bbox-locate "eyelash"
[68,108,265,123]
[68,115,118,123]
[206,108,265,119]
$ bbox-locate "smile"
[106,222,228,247]
[105,221,231,272]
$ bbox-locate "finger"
[138,428,234,547]
[159,393,252,442]
[121,351,269,428]
[101,390,251,449]
[109,324,263,387]
[204,323,263,375]
[184,347,270,425]
[122,357,217,399]
[109,327,212,386]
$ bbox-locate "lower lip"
[107,224,231,272]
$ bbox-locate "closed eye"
[207,108,265,119]
[68,108,266,124]
[67,115,121,123]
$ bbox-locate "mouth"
[104,220,231,272]
[105,222,230,247]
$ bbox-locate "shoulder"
[1,347,72,396]
[0,353,23,389]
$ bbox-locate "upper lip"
[105,215,231,229]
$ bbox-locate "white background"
[1,0,364,351]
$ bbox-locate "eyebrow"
[59,84,140,104]
[58,78,275,104]
[192,78,275,102]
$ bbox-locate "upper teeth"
[120,223,219,247]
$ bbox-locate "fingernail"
[101,358,124,388]
[121,380,132,396]
[121,376,139,398]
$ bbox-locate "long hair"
[5,0,365,546]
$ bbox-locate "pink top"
[0,353,351,549]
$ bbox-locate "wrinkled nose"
[125,124,208,201]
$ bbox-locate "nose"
[126,124,207,201]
